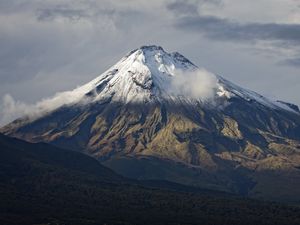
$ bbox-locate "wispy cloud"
[36,6,89,22]
[167,0,222,16]
[0,86,92,126]
[0,94,37,126]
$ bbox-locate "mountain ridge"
[2,45,300,201]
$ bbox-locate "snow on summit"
[74,45,222,104]
[8,45,299,120]
[69,45,297,112]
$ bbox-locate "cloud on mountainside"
[171,69,218,100]
[0,87,91,126]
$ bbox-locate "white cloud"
[171,68,218,100]
[0,94,36,126]
[0,86,92,126]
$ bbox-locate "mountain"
[1,133,300,225]
[2,45,300,201]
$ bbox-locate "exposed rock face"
[2,45,300,201]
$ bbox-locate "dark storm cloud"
[167,0,199,16]
[34,0,144,24]
[174,15,300,44]
[167,0,300,67]
[280,57,300,67]
[35,3,122,22]
[167,0,222,16]
[167,0,300,45]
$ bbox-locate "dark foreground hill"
[1,134,300,225]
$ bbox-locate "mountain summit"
[14,45,297,113]
[56,44,220,106]
[72,45,297,110]
[2,45,300,201]
[79,45,297,111]
[79,45,200,103]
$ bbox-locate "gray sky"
[1,0,300,125]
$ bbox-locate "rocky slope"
[2,45,300,201]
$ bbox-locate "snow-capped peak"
[77,45,206,104]
[33,45,299,114]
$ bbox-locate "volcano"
[2,45,300,201]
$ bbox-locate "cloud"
[0,94,37,126]
[36,6,88,22]
[35,2,137,24]
[166,0,222,16]
[173,16,300,45]
[0,86,92,126]
[280,57,300,67]
[166,0,199,16]
[170,68,218,100]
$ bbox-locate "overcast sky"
[1,0,300,125]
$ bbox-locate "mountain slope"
[0,133,122,181]
[2,45,300,201]
[1,134,300,225]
